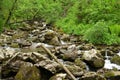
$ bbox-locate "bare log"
[40,44,77,80]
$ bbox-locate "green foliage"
[12,0,63,23]
[0,0,16,32]
[78,0,120,24]
[0,0,119,45]
[84,22,120,45]
[12,0,39,21]
[55,0,81,34]
[109,24,120,36]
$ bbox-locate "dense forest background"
[0,0,120,45]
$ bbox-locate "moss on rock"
[15,62,41,80]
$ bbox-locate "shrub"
[78,0,120,24]
[109,24,120,36]
[84,22,120,45]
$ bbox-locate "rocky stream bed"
[0,21,120,80]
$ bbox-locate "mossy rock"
[93,58,105,68]
[10,43,19,48]
[81,72,106,80]
[104,71,115,78]
[74,58,86,69]
[111,55,120,65]
[49,73,67,80]
[66,64,84,76]
[104,71,120,80]
[15,62,41,80]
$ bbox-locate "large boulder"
[61,45,78,61]
[104,71,120,80]
[111,55,120,65]
[39,30,61,46]
[81,72,106,80]
[82,49,105,68]
[1,60,26,79]
[65,62,84,77]
[15,62,41,80]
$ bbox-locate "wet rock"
[62,51,78,61]
[82,49,105,68]
[79,43,95,50]
[74,58,87,69]
[0,48,5,60]
[49,73,67,80]
[0,47,18,58]
[15,62,41,80]
[111,55,120,65]
[65,62,84,77]
[31,29,41,36]
[70,36,79,43]
[1,64,17,79]
[44,30,57,40]
[16,39,31,48]
[81,72,106,80]
[61,34,70,42]
[33,52,61,74]
[0,34,12,45]
[35,60,61,74]
[49,36,60,46]
[19,23,34,31]
[112,47,120,53]
[62,45,78,61]
[10,43,19,48]
[100,49,114,56]
[39,30,61,45]
[104,71,120,80]
[1,60,25,79]
[1,77,14,80]
[4,30,15,36]
[12,31,27,39]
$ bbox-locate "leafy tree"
[0,0,17,32]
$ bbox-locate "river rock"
[82,49,105,68]
[65,62,84,77]
[49,73,67,80]
[111,55,120,65]
[4,29,15,36]
[38,30,61,45]
[1,60,25,79]
[81,72,106,80]
[75,58,87,69]
[19,23,34,31]
[49,36,60,46]
[16,39,31,48]
[104,71,120,80]
[100,49,114,56]
[79,43,95,50]
[112,47,120,53]
[12,31,27,39]
[32,52,61,74]
[0,47,18,58]
[61,45,78,61]
[61,34,70,42]
[10,42,19,48]
[15,62,41,80]
[0,47,5,60]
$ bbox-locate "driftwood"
[3,52,20,66]
[40,44,77,80]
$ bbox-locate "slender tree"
[5,0,18,26]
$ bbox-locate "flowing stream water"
[104,50,120,70]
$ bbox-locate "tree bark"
[5,0,17,26]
